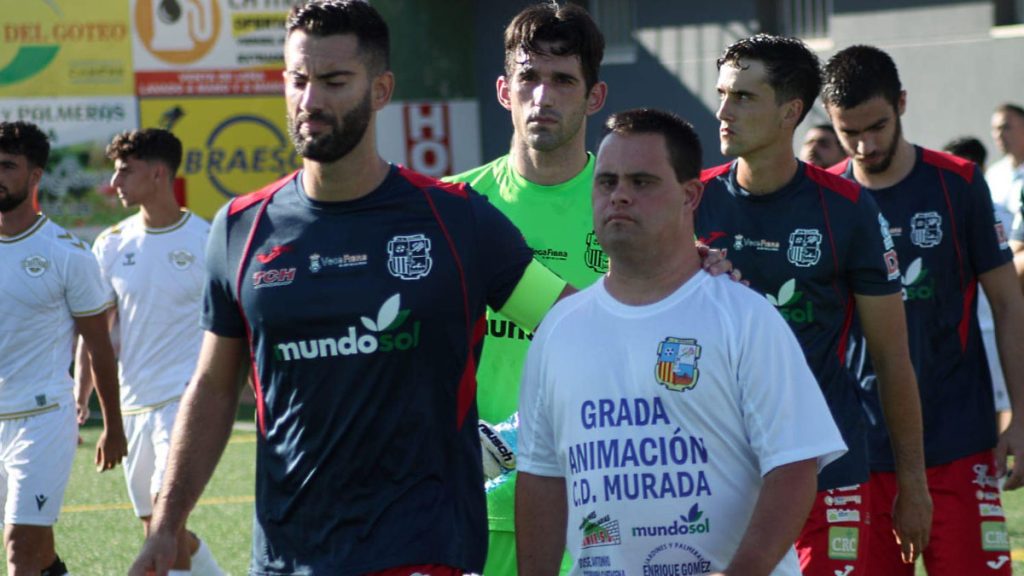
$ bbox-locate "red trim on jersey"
[815,181,848,361]
[700,162,733,185]
[398,165,469,199]
[228,171,298,216]
[960,280,977,351]
[838,296,856,362]
[933,164,973,351]
[806,163,860,203]
[414,178,476,430]
[922,148,975,183]
[826,158,852,176]
[234,188,281,437]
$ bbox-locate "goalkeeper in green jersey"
[445,4,608,574]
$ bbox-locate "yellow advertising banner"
[140,96,301,220]
[0,0,133,97]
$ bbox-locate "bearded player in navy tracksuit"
[128,3,570,575]
[823,44,1024,576]
[694,34,931,576]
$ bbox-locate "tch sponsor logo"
[252,268,296,289]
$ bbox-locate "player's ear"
[681,178,704,211]
[586,81,608,116]
[497,76,513,111]
[372,70,395,111]
[782,98,803,127]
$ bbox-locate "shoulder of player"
[443,156,505,189]
[534,285,599,339]
[226,171,300,217]
[38,219,94,262]
[700,162,733,185]
[919,147,977,184]
[804,162,862,203]
[398,165,474,200]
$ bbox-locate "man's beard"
[863,116,902,175]
[288,91,373,163]
[0,183,29,213]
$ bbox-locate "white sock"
[190,538,225,576]
[168,571,191,576]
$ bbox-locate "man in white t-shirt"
[987,104,1024,243]
[77,129,222,576]
[0,120,127,575]
[516,109,846,576]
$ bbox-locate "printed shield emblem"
[787,228,822,267]
[910,211,943,248]
[387,234,433,280]
[655,337,701,392]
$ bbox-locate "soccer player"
[128,2,568,575]
[694,35,931,575]
[0,120,126,575]
[517,108,847,576]
[76,129,222,575]
[799,123,846,168]
[822,45,1024,575]
[444,5,606,574]
[986,103,1024,244]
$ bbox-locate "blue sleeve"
[200,204,247,338]
[846,189,902,296]
[469,191,535,312]
[966,166,1013,275]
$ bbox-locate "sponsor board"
[0,96,137,235]
[140,96,301,219]
[0,0,133,97]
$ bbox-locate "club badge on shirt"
[787,228,822,268]
[909,211,943,248]
[387,234,432,280]
[22,255,48,277]
[655,337,701,392]
[169,249,195,270]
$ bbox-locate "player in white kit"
[77,129,222,576]
[0,120,127,575]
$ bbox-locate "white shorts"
[123,400,180,518]
[0,402,77,526]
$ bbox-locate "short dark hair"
[602,108,703,182]
[0,121,50,169]
[106,129,184,178]
[943,136,987,167]
[287,0,390,75]
[811,123,837,136]
[504,2,605,91]
[822,45,902,111]
[994,103,1024,122]
[717,34,821,125]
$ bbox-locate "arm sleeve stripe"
[497,259,568,332]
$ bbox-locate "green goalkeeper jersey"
[446,153,606,532]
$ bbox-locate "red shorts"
[795,483,869,576]
[367,565,465,576]
[867,450,1011,576]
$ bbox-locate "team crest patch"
[168,249,195,270]
[787,228,822,267]
[584,232,608,273]
[655,337,700,392]
[22,255,49,277]
[910,211,943,248]
[387,234,432,280]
